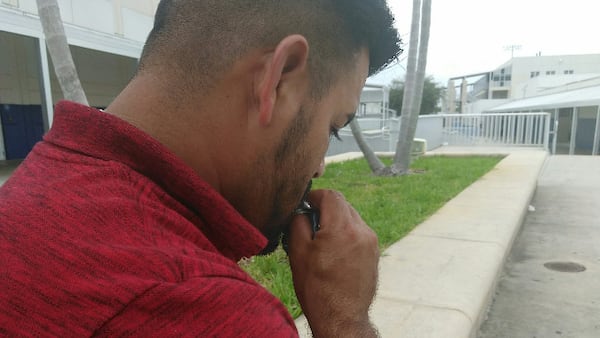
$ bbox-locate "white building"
[467,54,600,101]
[451,54,600,155]
[0,0,160,160]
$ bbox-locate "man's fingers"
[289,213,313,241]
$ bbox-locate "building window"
[492,90,509,99]
[530,71,540,78]
[564,70,574,74]
[546,70,556,75]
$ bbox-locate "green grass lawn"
[241,155,503,318]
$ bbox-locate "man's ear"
[256,35,309,126]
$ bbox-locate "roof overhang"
[0,6,143,59]
[487,85,600,112]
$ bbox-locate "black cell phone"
[281,181,321,255]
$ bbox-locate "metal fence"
[326,112,552,156]
[440,113,551,148]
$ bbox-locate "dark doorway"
[1,104,44,160]
[556,108,573,154]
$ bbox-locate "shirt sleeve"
[93,277,299,337]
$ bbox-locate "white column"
[460,78,468,114]
[382,86,389,119]
[543,112,551,150]
[593,105,600,156]
[569,107,578,155]
[113,0,124,36]
[552,109,558,155]
[37,38,54,131]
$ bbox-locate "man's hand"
[287,189,379,338]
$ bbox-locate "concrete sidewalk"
[297,148,548,337]
[478,156,600,338]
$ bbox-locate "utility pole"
[504,44,522,58]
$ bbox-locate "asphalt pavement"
[478,155,600,338]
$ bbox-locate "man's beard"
[259,181,313,255]
[258,106,312,256]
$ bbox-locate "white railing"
[339,108,398,140]
[327,112,552,157]
[439,113,551,148]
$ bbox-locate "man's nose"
[313,159,325,178]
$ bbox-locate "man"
[0,0,400,336]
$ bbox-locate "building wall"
[467,54,600,115]
[464,99,510,115]
[49,45,138,107]
[0,31,137,107]
[0,31,41,105]
[0,0,152,160]
[515,74,600,98]
[414,116,443,150]
[325,116,443,157]
[1,0,159,43]
[1,0,156,108]
[510,55,600,98]
[359,87,390,116]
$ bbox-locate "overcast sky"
[367,0,600,86]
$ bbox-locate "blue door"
[1,104,45,160]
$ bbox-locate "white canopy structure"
[486,85,600,155]
[487,85,600,112]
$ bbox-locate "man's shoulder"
[0,155,278,335]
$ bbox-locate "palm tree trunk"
[349,118,386,174]
[392,0,422,174]
[37,0,88,105]
[411,0,432,119]
[393,0,431,173]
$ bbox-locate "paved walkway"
[478,156,600,338]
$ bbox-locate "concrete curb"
[296,149,549,337]
[324,152,365,165]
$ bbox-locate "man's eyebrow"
[342,112,357,127]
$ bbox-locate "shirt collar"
[45,101,268,261]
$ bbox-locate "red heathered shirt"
[0,101,298,337]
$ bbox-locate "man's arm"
[287,189,380,338]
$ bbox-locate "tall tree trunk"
[349,118,386,174]
[340,0,433,176]
[392,0,422,173]
[410,0,432,119]
[37,0,88,105]
[392,0,431,173]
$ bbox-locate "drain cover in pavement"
[544,261,586,273]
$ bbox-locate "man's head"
[112,0,401,254]
[137,0,401,99]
